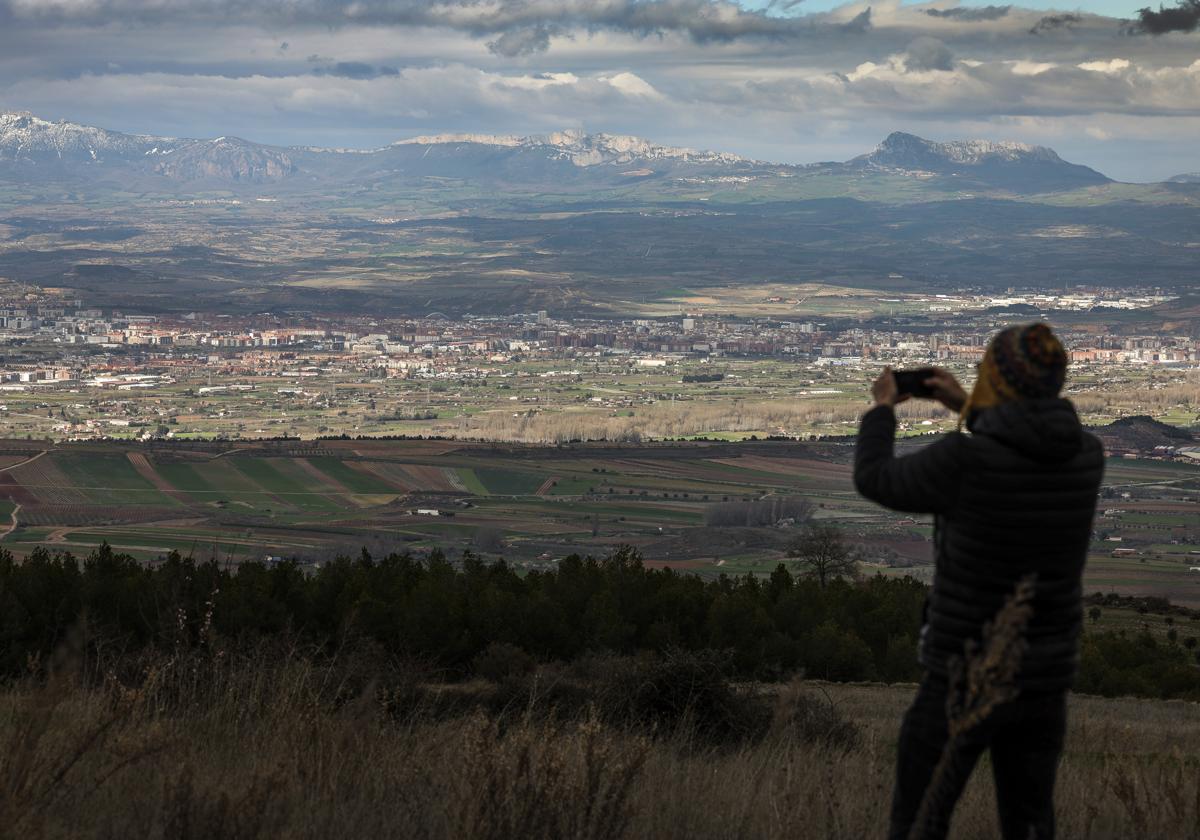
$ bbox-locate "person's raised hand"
[871,367,909,409]
[923,367,968,413]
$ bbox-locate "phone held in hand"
[893,367,937,399]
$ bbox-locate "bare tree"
[787,522,857,587]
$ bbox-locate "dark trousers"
[888,673,1067,840]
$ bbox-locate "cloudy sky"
[1,0,1198,181]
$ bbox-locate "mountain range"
[2,110,1198,317]
[0,111,1123,195]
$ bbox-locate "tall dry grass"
[2,644,1198,840]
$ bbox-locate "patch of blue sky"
[742,1,1143,18]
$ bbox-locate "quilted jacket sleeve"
[853,404,963,514]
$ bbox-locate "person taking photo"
[853,323,1104,840]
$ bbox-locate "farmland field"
[0,438,1195,606]
[55,453,179,507]
[226,457,349,513]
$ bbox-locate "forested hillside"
[3,543,1197,701]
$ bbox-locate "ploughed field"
[0,437,1196,605]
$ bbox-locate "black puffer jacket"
[854,399,1104,691]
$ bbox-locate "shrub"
[581,649,772,744]
[770,677,860,751]
[473,642,536,682]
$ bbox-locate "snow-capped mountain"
[1167,172,1200,184]
[392,129,749,168]
[0,113,294,182]
[0,111,167,163]
[0,111,1121,193]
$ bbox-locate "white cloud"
[1078,58,1131,73]
[1010,61,1057,76]
[844,61,881,82]
[501,72,581,90]
[602,71,663,98]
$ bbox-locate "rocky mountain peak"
[393,128,747,168]
[869,131,1061,168]
[850,130,1108,190]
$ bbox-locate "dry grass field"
[3,654,1197,840]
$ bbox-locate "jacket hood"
[968,398,1084,461]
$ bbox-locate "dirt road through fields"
[0,450,48,473]
[0,502,20,539]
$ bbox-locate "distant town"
[0,280,1196,449]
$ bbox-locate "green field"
[473,467,545,496]
[226,457,344,513]
[55,454,177,507]
[154,460,279,513]
[307,457,398,495]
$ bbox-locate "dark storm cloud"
[924,6,1012,22]
[1029,13,1082,35]
[903,36,953,72]
[0,0,872,49]
[487,25,559,58]
[840,7,872,34]
[1134,0,1200,34]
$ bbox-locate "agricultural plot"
[227,457,346,513]
[0,473,39,506]
[286,458,385,508]
[8,455,93,505]
[1085,552,1200,608]
[152,459,285,513]
[452,468,488,496]
[65,523,330,557]
[0,441,1193,611]
[398,464,464,493]
[545,476,597,496]
[467,467,544,496]
[350,461,420,492]
[53,453,178,507]
[712,456,854,491]
[306,457,399,496]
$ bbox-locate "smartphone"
[893,367,937,399]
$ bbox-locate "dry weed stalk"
[908,573,1037,840]
[458,709,648,840]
